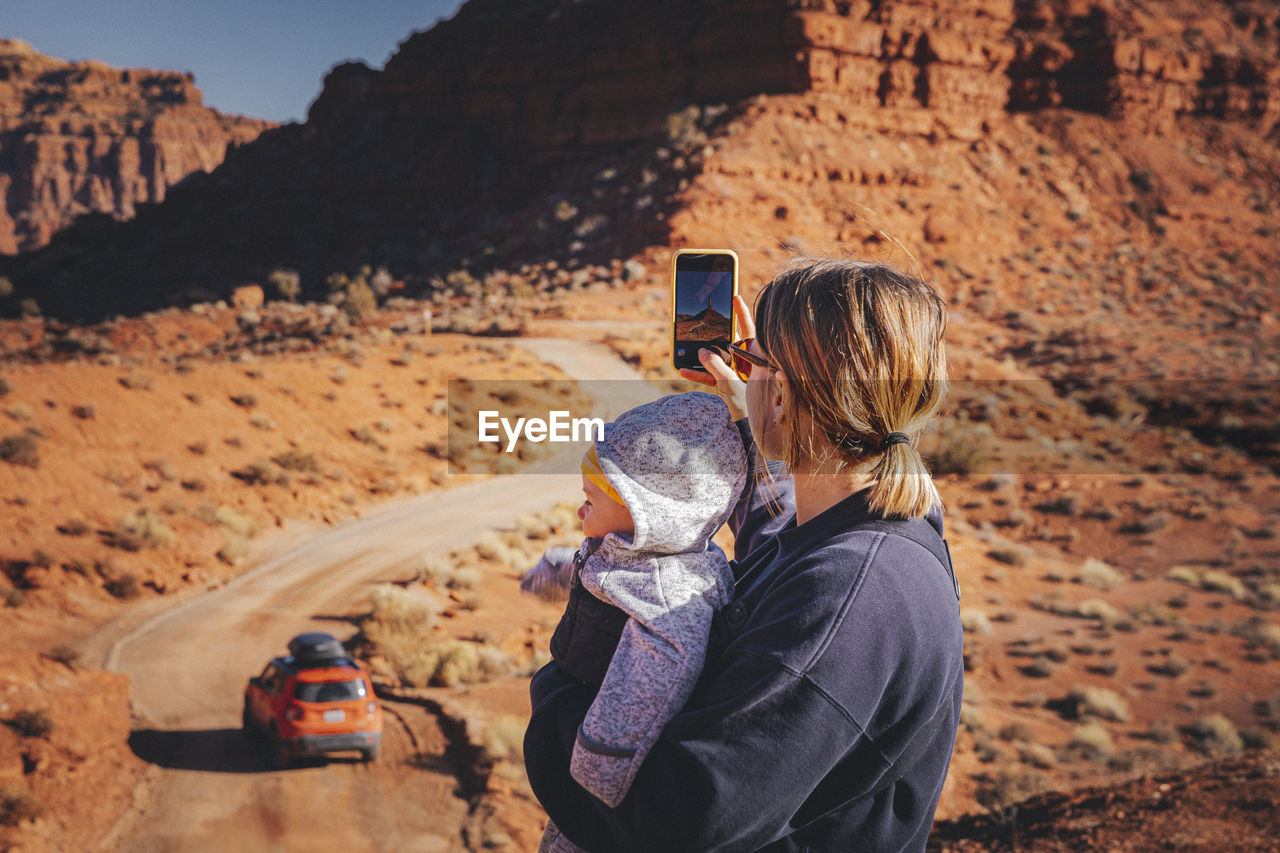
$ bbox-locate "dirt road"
[93,340,655,852]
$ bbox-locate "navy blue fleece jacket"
[525,422,964,852]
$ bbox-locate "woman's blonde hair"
[755,259,947,519]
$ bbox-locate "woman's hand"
[678,294,754,422]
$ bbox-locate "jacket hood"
[596,391,746,556]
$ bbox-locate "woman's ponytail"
[756,260,948,519]
[867,433,941,519]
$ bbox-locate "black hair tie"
[881,432,911,450]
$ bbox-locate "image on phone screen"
[673,252,736,371]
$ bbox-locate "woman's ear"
[772,369,790,425]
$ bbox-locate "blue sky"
[1,0,465,123]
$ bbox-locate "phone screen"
[672,250,737,372]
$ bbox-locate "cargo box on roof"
[288,632,346,664]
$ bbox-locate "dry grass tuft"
[112,509,176,550]
[1077,558,1126,589]
[1067,686,1129,722]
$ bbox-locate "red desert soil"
[2,284,1277,852]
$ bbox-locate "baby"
[521,391,747,853]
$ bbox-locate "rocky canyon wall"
[0,39,273,254]
[1,0,1276,319]
[334,0,1277,155]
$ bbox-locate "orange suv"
[242,632,383,768]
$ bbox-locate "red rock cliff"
[1,0,1276,320]
[0,39,274,254]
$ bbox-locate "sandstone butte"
[0,38,274,254]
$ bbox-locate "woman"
[524,259,964,851]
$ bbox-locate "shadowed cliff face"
[0,0,1276,321]
[0,39,274,255]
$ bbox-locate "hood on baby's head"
[595,391,746,555]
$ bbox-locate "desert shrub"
[342,279,378,323]
[1187,714,1243,756]
[404,638,509,688]
[369,584,435,635]
[118,372,152,390]
[112,510,175,551]
[963,643,986,673]
[1167,565,1201,586]
[1044,644,1071,663]
[976,766,1046,817]
[474,531,510,563]
[71,404,94,419]
[5,402,32,422]
[1076,599,1121,623]
[47,645,79,666]
[416,556,478,590]
[0,432,38,468]
[987,545,1028,567]
[268,268,302,302]
[1018,742,1057,769]
[59,517,91,537]
[1145,719,1179,744]
[1077,558,1125,589]
[1021,656,1056,678]
[272,451,320,473]
[959,703,983,730]
[483,715,528,763]
[1240,727,1274,751]
[0,787,44,826]
[515,513,553,540]
[960,608,992,634]
[1067,686,1129,722]
[104,573,141,600]
[1088,660,1120,677]
[249,412,276,431]
[143,459,178,482]
[217,533,251,565]
[231,459,287,486]
[997,722,1036,743]
[4,588,24,607]
[229,393,257,408]
[925,419,991,476]
[0,377,7,396]
[1067,721,1114,759]
[361,585,510,687]
[1148,654,1190,677]
[1127,600,1185,627]
[1200,569,1246,599]
[1035,494,1082,516]
[5,708,53,738]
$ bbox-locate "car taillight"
[286,704,303,721]
[366,702,378,718]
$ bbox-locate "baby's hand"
[519,546,578,601]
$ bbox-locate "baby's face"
[578,474,635,539]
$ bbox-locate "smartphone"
[671,249,738,372]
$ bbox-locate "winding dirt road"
[91,340,654,852]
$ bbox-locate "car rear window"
[293,678,367,703]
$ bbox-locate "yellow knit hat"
[581,445,625,506]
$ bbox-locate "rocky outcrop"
[0,39,273,253]
[0,0,1276,320]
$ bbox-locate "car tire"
[362,742,380,763]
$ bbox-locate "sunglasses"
[728,338,777,382]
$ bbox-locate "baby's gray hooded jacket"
[568,391,747,808]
